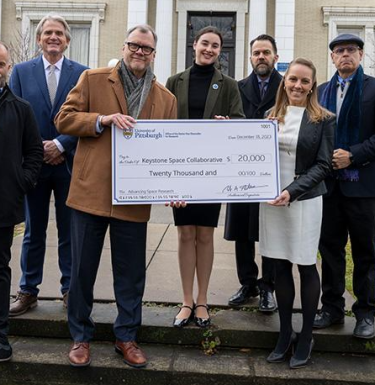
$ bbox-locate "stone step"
[2,336,375,385]
[8,300,375,355]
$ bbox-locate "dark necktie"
[259,81,267,100]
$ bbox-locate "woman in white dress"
[261,58,335,368]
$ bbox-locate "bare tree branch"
[8,27,40,66]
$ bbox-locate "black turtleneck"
[188,62,215,119]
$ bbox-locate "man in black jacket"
[314,34,375,339]
[224,34,282,311]
[0,42,43,361]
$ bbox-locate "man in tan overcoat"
[55,24,177,368]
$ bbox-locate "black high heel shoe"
[289,337,314,369]
[173,305,194,328]
[194,304,211,328]
[267,331,297,363]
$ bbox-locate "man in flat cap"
[314,33,375,338]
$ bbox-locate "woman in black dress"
[166,26,244,327]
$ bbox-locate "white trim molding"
[14,1,107,68]
[176,0,249,79]
[322,6,375,78]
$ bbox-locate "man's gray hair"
[0,41,11,63]
[36,14,71,41]
[126,24,157,46]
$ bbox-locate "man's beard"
[254,63,273,77]
[251,57,276,77]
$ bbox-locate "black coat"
[224,69,282,241]
[285,111,335,202]
[0,86,43,227]
[238,69,283,119]
[319,74,375,197]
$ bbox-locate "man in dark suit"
[0,41,43,361]
[314,34,375,339]
[225,34,282,311]
[9,14,87,316]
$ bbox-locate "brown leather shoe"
[9,292,38,317]
[68,342,91,367]
[63,292,69,309]
[115,341,147,368]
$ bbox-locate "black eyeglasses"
[125,42,155,55]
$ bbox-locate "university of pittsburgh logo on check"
[123,127,133,139]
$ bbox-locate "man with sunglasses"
[314,34,375,339]
[55,24,177,368]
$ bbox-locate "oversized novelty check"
[112,119,280,204]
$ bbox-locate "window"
[68,24,91,67]
[14,1,106,68]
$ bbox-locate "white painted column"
[88,15,102,68]
[176,7,187,74]
[236,9,247,80]
[127,0,148,30]
[154,0,173,85]
[275,0,295,73]
[248,0,267,74]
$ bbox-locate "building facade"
[0,0,374,84]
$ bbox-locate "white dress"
[259,106,322,265]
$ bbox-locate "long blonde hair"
[268,57,334,123]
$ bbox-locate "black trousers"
[235,240,275,292]
[0,226,14,339]
[319,186,375,319]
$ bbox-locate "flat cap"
[329,33,364,51]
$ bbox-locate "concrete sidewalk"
[10,203,354,309]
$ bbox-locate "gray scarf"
[119,59,154,118]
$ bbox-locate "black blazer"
[318,74,375,197]
[0,86,43,227]
[285,111,335,202]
